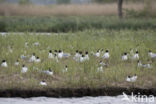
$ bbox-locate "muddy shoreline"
[0,87,156,98]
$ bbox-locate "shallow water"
[0,96,155,104]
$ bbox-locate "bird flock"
[0,41,156,86]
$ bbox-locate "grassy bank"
[0,16,156,32]
[0,29,156,90]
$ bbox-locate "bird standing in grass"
[1,60,8,67]
[29,53,36,62]
[122,52,128,61]
[21,65,28,73]
[40,80,47,86]
[63,65,68,73]
[148,50,156,59]
[15,60,19,66]
[103,50,110,59]
[48,50,54,59]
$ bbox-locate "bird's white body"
[137,61,142,67]
[149,52,156,58]
[1,62,8,67]
[58,52,63,59]
[95,52,100,57]
[80,56,85,63]
[43,70,53,75]
[40,81,47,86]
[48,53,54,59]
[132,54,139,60]
[122,55,128,61]
[21,66,28,73]
[35,58,41,63]
[103,53,109,59]
[126,75,137,82]
[15,61,19,66]
[84,54,89,61]
[63,67,68,73]
[29,55,36,62]
[97,66,103,72]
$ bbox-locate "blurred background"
[0,0,156,32]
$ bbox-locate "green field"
[0,29,156,90]
[1,16,156,32]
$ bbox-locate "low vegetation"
[0,29,155,90]
[0,16,156,32]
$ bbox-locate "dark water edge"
[0,87,156,98]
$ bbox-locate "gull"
[94,50,100,57]
[132,51,139,60]
[80,55,85,63]
[73,50,80,61]
[35,57,41,63]
[42,68,53,76]
[20,54,27,60]
[84,51,89,61]
[63,51,71,58]
[97,65,103,72]
[40,80,47,86]
[148,50,156,59]
[1,60,8,67]
[48,50,54,59]
[15,60,19,66]
[126,74,137,83]
[137,60,142,67]
[54,54,59,63]
[58,50,63,59]
[103,50,109,59]
[21,65,28,73]
[34,42,39,46]
[29,53,36,62]
[122,52,128,61]
[63,65,68,73]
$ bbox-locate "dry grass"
[0,3,148,16]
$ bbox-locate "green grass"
[0,16,156,32]
[0,29,156,90]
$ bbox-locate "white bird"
[95,50,100,57]
[21,65,28,73]
[80,55,85,63]
[132,51,139,60]
[58,50,63,59]
[63,53,71,58]
[42,68,53,75]
[97,66,103,72]
[1,60,8,67]
[84,51,89,61]
[34,42,39,46]
[137,60,142,67]
[103,50,109,59]
[148,50,156,59]
[131,75,138,82]
[14,60,19,66]
[48,50,54,59]
[54,54,59,63]
[142,63,152,69]
[99,61,107,66]
[63,65,68,73]
[29,53,36,62]
[122,53,128,61]
[73,50,80,61]
[35,57,41,63]
[20,54,27,60]
[40,80,47,86]
[126,75,137,83]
